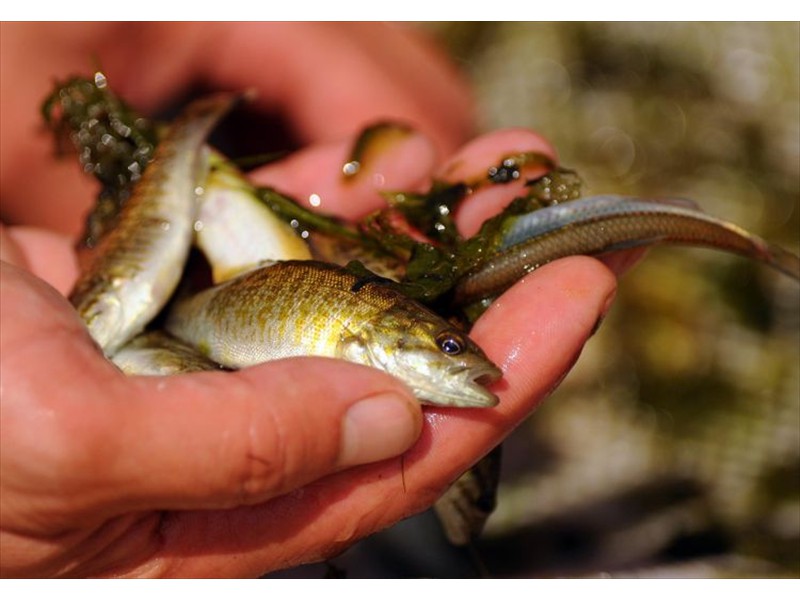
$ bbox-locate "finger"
[198,23,474,155]
[82,361,423,519]
[0,223,26,266]
[142,257,616,577]
[249,129,437,221]
[1,225,79,295]
[437,128,558,237]
[407,256,618,474]
[0,23,113,235]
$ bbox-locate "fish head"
[341,305,501,408]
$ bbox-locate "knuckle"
[229,396,291,503]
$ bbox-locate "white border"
[6,3,800,21]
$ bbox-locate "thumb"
[1,262,421,531]
[90,359,423,514]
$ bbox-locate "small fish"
[455,195,800,307]
[69,94,237,355]
[112,331,223,376]
[165,260,501,408]
[195,153,312,283]
[434,445,503,546]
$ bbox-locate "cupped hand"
[1,124,617,577]
[1,22,618,577]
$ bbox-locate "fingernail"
[590,288,618,338]
[339,393,422,467]
[342,128,436,190]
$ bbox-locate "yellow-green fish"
[166,260,501,408]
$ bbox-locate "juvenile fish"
[455,195,800,307]
[195,153,312,283]
[166,260,501,408]
[112,331,223,376]
[69,95,237,354]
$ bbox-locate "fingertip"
[437,128,557,183]
[432,128,558,237]
[3,226,79,295]
[338,391,423,468]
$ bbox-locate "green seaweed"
[524,167,584,206]
[342,121,415,180]
[254,186,362,243]
[486,151,556,185]
[383,182,470,245]
[41,73,160,248]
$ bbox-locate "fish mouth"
[413,364,502,409]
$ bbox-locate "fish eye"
[437,332,465,355]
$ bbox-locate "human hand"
[0,22,617,577]
[0,22,474,234]
[1,122,617,577]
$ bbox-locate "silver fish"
[69,94,237,355]
[455,195,800,307]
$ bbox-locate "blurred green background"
[275,22,800,578]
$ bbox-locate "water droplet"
[195,186,205,196]
[342,161,361,176]
[94,71,108,89]
[308,193,321,207]
[301,230,310,239]
[290,219,300,229]
[193,220,204,232]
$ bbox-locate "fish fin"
[634,196,704,211]
[765,242,800,280]
[582,194,703,211]
[433,446,502,546]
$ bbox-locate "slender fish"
[455,195,800,307]
[166,260,501,408]
[69,95,237,354]
[112,331,223,376]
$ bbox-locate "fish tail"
[764,242,800,281]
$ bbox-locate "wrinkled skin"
[0,23,623,577]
